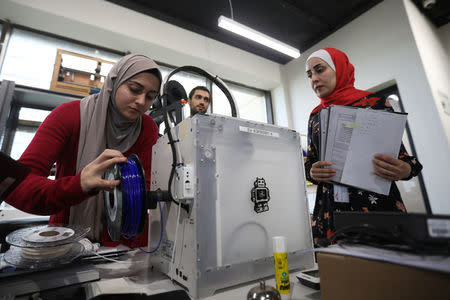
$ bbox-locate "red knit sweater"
[6,100,158,247]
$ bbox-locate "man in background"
[188,86,211,116]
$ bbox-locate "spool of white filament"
[20,244,73,259]
[22,226,75,243]
[4,224,89,269]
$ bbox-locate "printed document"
[323,106,357,183]
[319,108,329,161]
[323,106,407,195]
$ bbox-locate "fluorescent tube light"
[218,15,300,59]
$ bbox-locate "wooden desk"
[316,244,450,300]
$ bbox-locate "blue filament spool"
[104,154,147,241]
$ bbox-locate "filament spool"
[22,226,75,243]
[21,244,73,259]
[4,224,89,269]
[104,154,147,241]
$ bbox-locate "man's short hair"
[189,86,211,101]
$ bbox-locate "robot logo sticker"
[251,177,270,213]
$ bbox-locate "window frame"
[0,23,273,125]
[1,83,80,156]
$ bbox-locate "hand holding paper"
[373,153,411,181]
[320,106,408,195]
[310,161,336,182]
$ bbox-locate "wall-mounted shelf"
[50,49,115,96]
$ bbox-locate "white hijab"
[69,54,161,241]
[306,49,336,72]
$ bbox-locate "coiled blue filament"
[113,155,163,254]
[118,156,144,237]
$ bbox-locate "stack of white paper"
[319,105,407,195]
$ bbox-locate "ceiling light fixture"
[218,15,300,59]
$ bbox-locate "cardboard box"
[317,252,450,300]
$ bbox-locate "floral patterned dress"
[305,94,423,246]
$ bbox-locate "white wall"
[281,0,450,215]
[405,0,450,148]
[0,0,282,91]
[438,23,450,54]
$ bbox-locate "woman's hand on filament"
[80,149,127,194]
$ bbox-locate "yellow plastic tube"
[273,236,290,298]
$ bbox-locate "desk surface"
[6,243,450,299]
[1,249,321,300]
[85,250,321,300]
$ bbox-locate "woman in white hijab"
[6,54,162,245]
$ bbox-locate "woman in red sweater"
[6,54,161,246]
